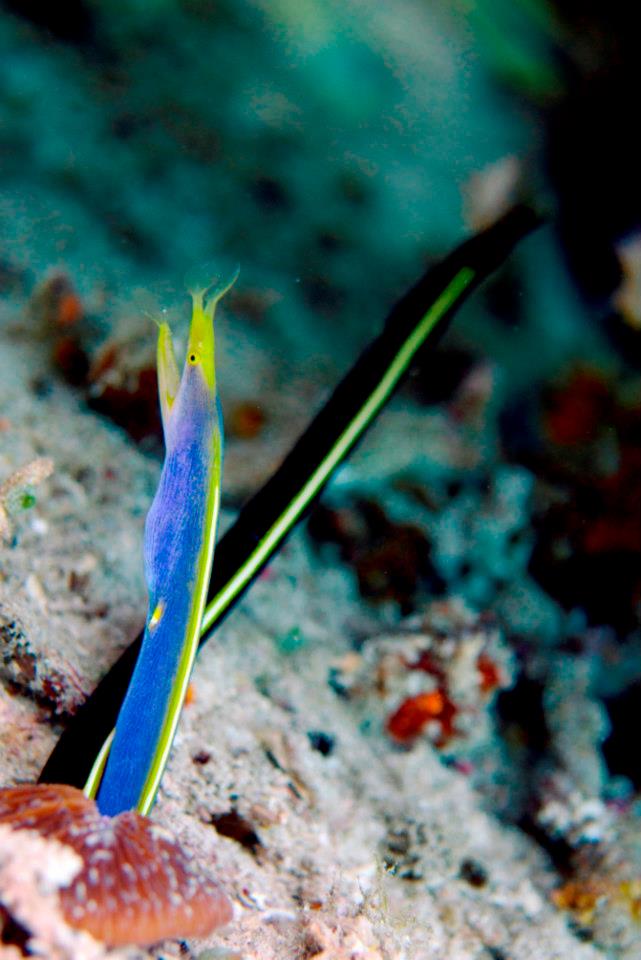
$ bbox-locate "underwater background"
[1,1,639,957]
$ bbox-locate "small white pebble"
[30,516,49,535]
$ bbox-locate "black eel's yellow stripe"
[39,206,540,789]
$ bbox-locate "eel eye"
[188,353,198,365]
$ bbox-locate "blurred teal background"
[1,0,612,381]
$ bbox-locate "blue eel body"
[97,280,229,816]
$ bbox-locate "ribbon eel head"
[186,267,239,389]
[156,267,239,448]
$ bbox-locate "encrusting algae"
[0,457,54,544]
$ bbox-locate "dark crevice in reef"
[210,809,262,855]
[543,2,641,301]
[0,905,31,955]
[495,674,559,853]
[496,674,551,758]
[1,0,97,48]
[603,679,641,790]
[517,814,574,878]
[307,498,446,615]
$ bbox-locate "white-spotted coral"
[0,783,232,946]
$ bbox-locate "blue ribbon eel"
[94,271,237,817]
